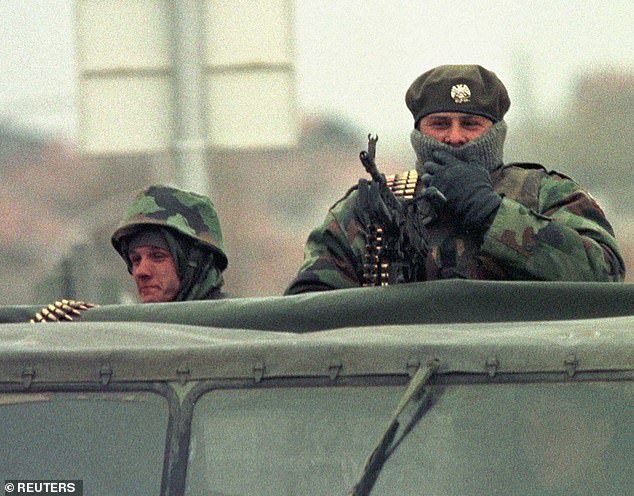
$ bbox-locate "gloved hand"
[421,150,502,231]
[30,299,97,323]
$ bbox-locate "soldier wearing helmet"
[30,184,228,321]
[285,64,625,294]
[111,185,228,303]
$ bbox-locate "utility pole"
[172,1,209,195]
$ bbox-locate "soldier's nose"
[133,258,152,277]
[444,125,467,146]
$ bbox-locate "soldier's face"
[129,245,181,303]
[419,112,493,146]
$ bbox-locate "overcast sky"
[1,1,633,152]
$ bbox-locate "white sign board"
[76,0,297,154]
[204,0,297,148]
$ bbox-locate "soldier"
[111,184,228,302]
[285,64,625,294]
[31,185,228,321]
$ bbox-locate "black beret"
[405,64,511,127]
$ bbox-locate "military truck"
[1,280,632,495]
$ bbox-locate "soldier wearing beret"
[285,64,625,294]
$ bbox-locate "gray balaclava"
[406,64,511,172]
[122,226,224,301]
[410,120,507,173]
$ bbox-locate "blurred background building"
[0,1,632,304]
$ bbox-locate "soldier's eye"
[429,120,449,128]
[151,251,169,262]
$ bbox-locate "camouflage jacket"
[285,163,625,294]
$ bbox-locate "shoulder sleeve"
[284,189,368,294]
[481,170,626,281]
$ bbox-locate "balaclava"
[405,64,511,172]
[410,120,507,173]
[122,226,224,301]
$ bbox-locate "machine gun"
[358,134,444,285]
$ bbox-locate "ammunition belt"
[386,169,418,199]
[362,170,418,286]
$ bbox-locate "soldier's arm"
[285,191,367,295]
[481,173,625,281]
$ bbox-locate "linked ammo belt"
[386,169,418,199]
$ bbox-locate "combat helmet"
[112,185,228,270]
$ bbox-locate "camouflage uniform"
[285,65,625,294]
[285,164,625,294]
[112,185,228,301]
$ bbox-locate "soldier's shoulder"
[504,162,576,182]
[329,183,361,211]
[504,162,546,171]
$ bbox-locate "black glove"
[421,150,502,231]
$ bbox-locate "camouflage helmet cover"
[112,185,228,270]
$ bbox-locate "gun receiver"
[359,134,431,285]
